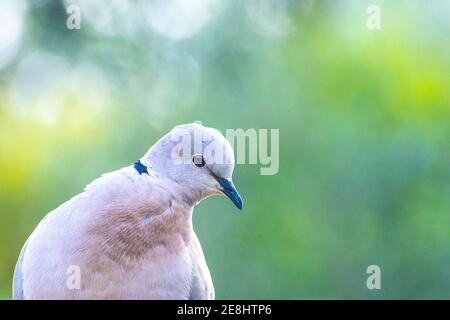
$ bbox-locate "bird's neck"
[140,152,208,207]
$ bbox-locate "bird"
[13,123,243,299]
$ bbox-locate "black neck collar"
[134,160,150,175]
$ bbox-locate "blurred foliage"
[0,0,449,299]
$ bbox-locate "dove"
[13,123,243,300]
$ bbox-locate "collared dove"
[13,123,243,300]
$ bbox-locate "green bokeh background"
[0,0,449,299]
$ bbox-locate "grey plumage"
[12,123,242,299]
[13,239,28,300]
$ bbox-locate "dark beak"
[215,177,243,210]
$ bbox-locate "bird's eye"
[192,154,205,167]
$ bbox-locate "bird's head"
[143,123,243,210]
